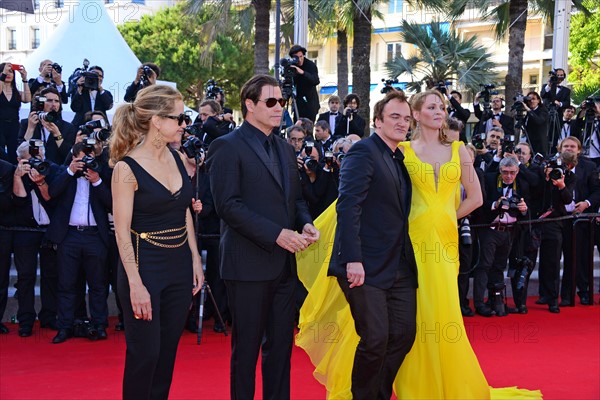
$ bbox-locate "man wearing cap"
[288,44,320,122]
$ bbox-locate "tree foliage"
[118,3,254,109]
[386,20,497,93]
[568,0,600,103]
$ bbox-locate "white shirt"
[31,190,50,226]
[66,168,102,226]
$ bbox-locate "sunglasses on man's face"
[161,112,192,126]
[258,98,286,108]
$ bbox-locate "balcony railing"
[32,39,40,49]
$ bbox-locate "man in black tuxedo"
[288,44,320,122]
[474,126,504,172]
[522,91,549,155]
[47,142,112,343]
[329,91,417,399]
[317,95,342,133]
[540,68,571,114]
[313,120,336,158]
[447,90,471,142]
[18,87,76,165]
[124,62,160,103]
[69,65,114,128]
[335,93,367,137]
[28,59,68,103]
[208,74,318,400]
[558,106,581,145]
[556,137,600,306]
[474,95,515,138]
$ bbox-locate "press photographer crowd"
[0,51,599,346]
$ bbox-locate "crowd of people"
[0,52,599,398]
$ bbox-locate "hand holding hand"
[301,223,320,244]
[276,228,309,253]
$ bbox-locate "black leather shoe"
[213,322,226,333]
[535,297,550,305]
[0,323,9,334]
[96,327,108,340]
[506,306,519,314]
[114,322,124,331]
[41,319,59,330]
[579,293,592,305]
[52,329,73,344]
[187,319,198,333]
[517,305,528,314]
[548,305,560,314]
[559,299,571,307]
[18,326,33,337]
[476,305,495,317]
[460,306,475,317]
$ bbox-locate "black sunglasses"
[161,113,192,126]
[258,98,286,108]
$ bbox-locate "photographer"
[446,90,470,142]
[473,157,529,317]
[576,96,600,166]
[194,99,235,146]
[18,87,77,165]
[298,144,338,220]
[558,106,582,146]
[314,120,336,158]
[288,45,320,121]
[69,65,114,128]
[335,94,366,137]
[540,68,571,114]
[47,141,112,343]
[11,141,61,336]
[519,91,549,155]
[536,150,577,313]
[473,126,504,171]
[287,125,305,156]
[28,59,68,104]
[474,94,515,137]
[124,62,160,103]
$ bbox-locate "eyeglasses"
[289,138,304,143]
[500,170,518,175]
[258,98,286,108]
[161,113,192,126]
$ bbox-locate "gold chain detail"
[131,226,187,270]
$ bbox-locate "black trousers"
[56,229,108,329]
[560,220,593,300]
[338,272,417,400]
[0,119,19,165]
[107,233,123,322]
[538,221,564,305]
[225,265,296,400]
[473,228,512,308]
[13,230,58,327]
[458,238,474,309]
[0,230,13,323]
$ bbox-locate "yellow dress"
[296,141,542,399]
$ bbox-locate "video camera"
[181,136,206,160]
[381,78,399,94]
[478,84,498,122]
[205,79,223,100]
[68,59,100,93]
[27,140,50,176]
[279,57,299,100]
[548,69,560,85]
[79,119,111,142]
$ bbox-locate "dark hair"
[83,110,109,125]
[240,74,279,118]
[39,86,62,112]
[0,62,22,104]
[450,90,462,100]
[199,99,222,115]
[314,120,331,133]
[287,125,305,137]
[142,62,161,78]
[446,117,464,132]
[289,44,307,57]
[564,105,576,112]
[71,142,87,156]
[89,65,104,76]
[372,91,410,127]
[526,91,541,102]
[343,93,360,108]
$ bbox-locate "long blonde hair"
[109,85,183,166]
[409,90,451,144]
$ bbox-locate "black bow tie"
[502,183,512,188]
[494,114,501,118]
[563,120,571,124]
[330,113,338,116]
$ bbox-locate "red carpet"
[1,298,599,400]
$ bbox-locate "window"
[105,0,114,3]
[55,0,64,7]
[32,28,40,49]
[387,42,401,63]
[529,75,538,85]
[34,0,40,10]
[8,29,17,50]
[132,0,145,4]
[388,0,403,14]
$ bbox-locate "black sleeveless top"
[0,91,20,121]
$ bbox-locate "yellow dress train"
[296,141,542,399]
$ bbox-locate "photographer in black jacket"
[124,63,160,103]
[335,94,366,137]
[193,99,235,146]
[288,44,320,121]
[69,65,113,128]
[446,90,470,142]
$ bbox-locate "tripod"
[191,155,227,344]
[580,107,599,157]
[547,105,562,154]
[279,82,300,133]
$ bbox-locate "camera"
[487,282,507,316]
[478,84,498,122]
[79,119,110,141]
[80,71,100,91]
[548,69,559,84]
[509,256,534,290]
[181,136,205,160]
[501,134,516,154]
[381,78,399,94]
[345,108,358,118]
[471,132,486,150]
[324,150,334,167]
[183,124,203,137]
[32,95,47,112]
[546,156,565,180]
[80,138,100,172]
[334,151,346,163]
[302,156,318,172]
[205,79,223,100]
[37,111,60,124]
[140,65,154,87]
[280,56,300,69]
[497,196,521,218]
[459,218,472,245]
[434,80,450,95]
[304,141,314,156]
[27,139,50,176]
[50,62,62,74]
[73,318,98,340]
[279,57,299,100]
[583,96,600,111]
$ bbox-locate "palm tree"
[386,20,498,93]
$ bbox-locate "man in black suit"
[69,65,114,128]
[447,90,471,142]
[288,44,320,122]
[317,95,342,133]
[328,91,417,399]
[540,68,571,114]
[313,120,336,158]
[47,142,112,343]
[124,62,160,103]
[556,137,600,306]
[522,91,549,155]
[474,95,515,138]
[335,93,367,137]
[208,74,318,400]
[18,87,76,165]
[28,59,68,103]
[558,106,581,144]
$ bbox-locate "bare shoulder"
[112,160,137,189]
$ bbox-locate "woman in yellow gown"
[296,90,542,399]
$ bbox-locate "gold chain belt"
[130,226,188,270]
